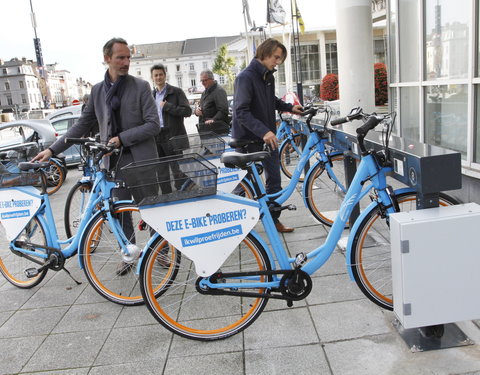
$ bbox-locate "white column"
[336,0,375,115]
[283,30,293,93]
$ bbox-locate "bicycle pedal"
[24,268,39,278]
[287,204,297,211]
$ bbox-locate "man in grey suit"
[33,37,160,274]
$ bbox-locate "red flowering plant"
[374,63,388,106]
[320,73,339,101]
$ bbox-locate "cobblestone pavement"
[1,167,480,375]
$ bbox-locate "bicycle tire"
[235,179,255,199]
[0,216,48,288]
[64,181,93,238]
[80,202,157,306]
[303,154,348,227]
[140,232,272,341]
[279,133,312,181]
[350,191,458,310]
[44,159,66,195]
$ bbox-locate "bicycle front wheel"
[64,181,92,238]
[304,154,348,227]
[350,192,458,310]
[0,217,48,288]
[80,202,156,306]
[140,233,271,341]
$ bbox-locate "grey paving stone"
[0,306,68,338]
[75,283,113,305]
[0,335,45,375]
[169,328,243,357]
[245,344,331,375]
[306,273,365,305]
[164,352,244,375]
[21,283,87,309]
[22,330,109,372]
[244,307,319,350]
[21,369,90,375]
[114,304,158,327]
[309,299,392,342]
[94,325,171,366]
[52,302,123,334]
[0,309,13,326]
[89,362,162,375]
[0,288,36,311]
[324,334,480,375]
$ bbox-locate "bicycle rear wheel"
[0,217,48,288]
[304,154,348,227]
[279,133,316,181]
[64,181,92,238]
[350,192,458,310]
[140,233,271,341]
[80,202,159,306]
[44,159,66,195]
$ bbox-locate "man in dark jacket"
[195,70,230,135]
[151,64,192,190]
[232,38,303,233]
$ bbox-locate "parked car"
[48,114,83,165]
[46,104,83,122]
[0,119,57,160]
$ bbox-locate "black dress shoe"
[275,221,294,233]
[116,261,133,276]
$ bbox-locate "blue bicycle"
[0,139,159,305]
[136,107,456,340]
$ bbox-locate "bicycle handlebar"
[65,137,95,145]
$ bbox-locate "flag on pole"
[267,0,286,25]
[292,0,305,34]
[243,0,252,27]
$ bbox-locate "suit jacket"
[152,83,191,140]
[50,74,160,169]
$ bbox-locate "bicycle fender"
[246,229,277,269]
[77,208,106,270]
[136,232,161,275]
[345,187,415,280]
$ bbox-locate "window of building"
[21,94,27,104]
[191,79,196,87]
[424,0,468,80]
[398,0,419,81]
[189,63,195,71]
[18,67,21,73]
[4,82,9,90]
[325,43,338,74]
[2,68,7,74]
[19,81,24,89]
[219,75,225,85]
[176,64,180,72]
[7,96,12,105]
[177,77,182,88]
[425,84,467,158]
[203,62,208,70]
[400,87,420,140]
[137,69,142,76]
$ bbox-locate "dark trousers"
[156,131,187,191]
[244,143,282,222]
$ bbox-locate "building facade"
[0,58,43,116]
[387,0,480,203]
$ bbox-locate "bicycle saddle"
[18,161,50,171]
[220,151,270,168]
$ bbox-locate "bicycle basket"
[169,132,225,158]
[0,171,43,188]
[121,153,218,206]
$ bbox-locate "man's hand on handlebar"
[263,131,279,151]
[291,105,303,115]
[31,148,53,163]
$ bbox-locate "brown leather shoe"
[275,221,294,233]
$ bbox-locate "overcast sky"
[1,0,336,83]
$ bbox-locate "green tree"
[212,44,236,94]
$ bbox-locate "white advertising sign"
[0,187,42,240]
[139,193,259,276]
[208,157,247,193]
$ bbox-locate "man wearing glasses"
[194,70,230,135]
